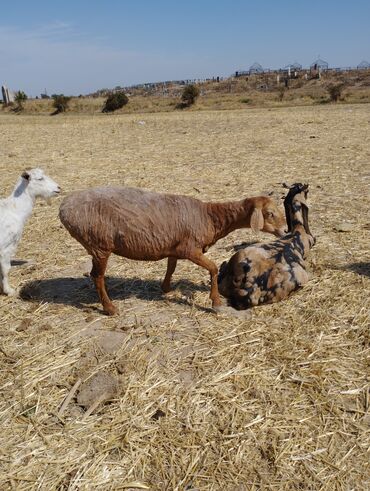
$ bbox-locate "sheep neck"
[286,197,313,256]
[10,179,36,222]
[206,199,248,242]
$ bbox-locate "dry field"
[0,104,369,490]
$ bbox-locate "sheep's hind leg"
[0,255,15,296]
[188,250,222,311]
[90,254,117,316]
[161,257,177,293]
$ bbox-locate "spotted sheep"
[59,186,286,315]
[0,168,61,295]
[218,183,315,309]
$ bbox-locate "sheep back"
[59,187,214,260]
[218,239,309,310]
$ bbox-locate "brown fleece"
[59,186,286,315]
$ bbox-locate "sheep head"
[21,168,61,202]
[247,196,286,237]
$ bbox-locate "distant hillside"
[2,69,370,114]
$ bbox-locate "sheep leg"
[161,257,178,293]
[0,255,15,296]
[188,251,222,309]
[90,255,117,316]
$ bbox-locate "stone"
[334,222,355,232]
[77,371,118,408]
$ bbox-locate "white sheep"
[0,168,61,295]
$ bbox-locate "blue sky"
[1,0,369,96]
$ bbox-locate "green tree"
[14,90,28,111]
[102,91,129,112]
[52,94,71,114]
[327,84,345,103]
[181,84,200,107]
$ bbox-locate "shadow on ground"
[340,262,370,278]
[229,240,258,252]
[11,259,30,267]
[19,276,211,313]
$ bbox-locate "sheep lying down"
[218,183,315,310]
[59,186,286,315]
[218,239,311,309]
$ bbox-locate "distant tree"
[52,94,71,114]
[14,90,28,111]
[102,91,129,112]
[327,83,345,103]
[180,84,200,107]
[277,86,286,102]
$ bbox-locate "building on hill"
[249,62,264,74]
[357,60,370,70]
[284,62,302,71]
[310,57,329,71]
[282,62,302,78]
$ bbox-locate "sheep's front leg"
[161,257,178,293]
[188,250,222,310]
[0,255,15,296]
[90,254,117,316]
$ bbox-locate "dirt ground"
[0,104,369,490]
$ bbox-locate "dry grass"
[0,104,369,490]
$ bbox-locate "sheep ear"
[21,171,30,181]
[301,202,313,237]
[251,208,264,232]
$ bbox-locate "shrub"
[14,91,28,111]
[102,91,129,112]
[240,97,251,104]
[175,101,189,110]
[52,94,71,114]
[317,96,330,105]
[181,84,200,107]
[327,84,345,103]
[277,87,286,102]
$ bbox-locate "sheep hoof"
[3,287,16,296]
[103,304,118,316]
[212,304,225,314]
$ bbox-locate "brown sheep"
[59,186,286,315]
[218,183,315,309]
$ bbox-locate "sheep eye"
[266,211,274,218]
[37,177,44,181]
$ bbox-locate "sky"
[1,0,369,96]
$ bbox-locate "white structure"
[1,85,15,104]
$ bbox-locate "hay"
[0,104,369,490]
